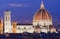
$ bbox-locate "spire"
[40,1,44,9]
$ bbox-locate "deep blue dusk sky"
[0,0,60,24]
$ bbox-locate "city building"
[0,19,3,34]
[12,21,17,33]
[33,1,52,33]
[3,1,56,33]
[4,10,12,33]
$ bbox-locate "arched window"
[44,23,46,26]
[18,27,20,29]
[37,23,39,26]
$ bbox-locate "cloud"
[9,3,30,7]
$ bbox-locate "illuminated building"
[16,24,34,33]
[4,10,12,33]
[12,21,17,33]
[33,1,52,26]
[33,1,52,33]
[0,19,3,34]
[50,27,56,33]
[3,1,56,33]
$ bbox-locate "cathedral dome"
[33,1,52,21]
[33,8,52,21]
[33,1,52,26]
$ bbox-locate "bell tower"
[4,10,12,33]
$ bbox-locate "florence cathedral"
[0,1,57,34]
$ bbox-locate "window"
[18,27,20,29]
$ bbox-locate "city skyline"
[0,0,60,24]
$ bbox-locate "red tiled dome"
[33,9,52,21]
[33,1,52,21]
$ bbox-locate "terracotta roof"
[33,8,52,21]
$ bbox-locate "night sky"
[0,0,60,24]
